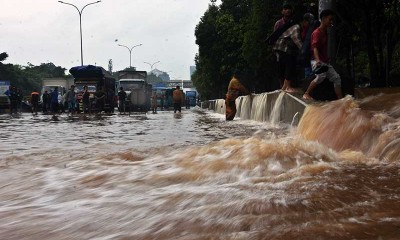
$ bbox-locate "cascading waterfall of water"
[207,90,306,124]
[236,96,252,120]
[269,91,286,124]
[215,99,226,115]
[251,93,269,122]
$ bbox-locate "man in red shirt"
[303,9,343,100]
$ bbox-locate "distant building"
[150,68,170,81]
[190,66,196,79]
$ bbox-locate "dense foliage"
[193,0,400,99]
[0,53,67,95]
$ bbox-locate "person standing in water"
[65,85,76,114]
[42,90,51,113]
[151,91,158,114]
[225,72,250,121]
[172,86,184,113]
[82,85,90,114]
[50,87,59,114]
[118,87,127,114]
[30,90,40,115]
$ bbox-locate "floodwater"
[1,94,400,240]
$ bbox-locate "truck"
[118,70,151,112]
[185,90,197,107]
[41,78,74,104]
[69,65,116,113]
[0,80,10,113]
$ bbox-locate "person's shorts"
[278,52,297,81]
[311,60,341,87]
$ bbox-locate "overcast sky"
[1,0,219,79]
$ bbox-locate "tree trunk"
[364,9,380,86]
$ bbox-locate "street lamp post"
[118,44,143,68]
[144,61,160,71]
[58,0,101,66]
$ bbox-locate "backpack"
[298,20,320,67]
[265,20,295,46]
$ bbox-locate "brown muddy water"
[0,95,400,240]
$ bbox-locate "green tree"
[193,3,221,99]
[194,0,400,100]
[0,52,8,62]
[194,0,252,99]
[0,53,67,95]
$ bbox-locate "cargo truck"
[69,65,116,113]
[185,91,197,107]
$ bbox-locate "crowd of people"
[3,86,25,114]
[271,3,343,100]
[3,84,194,116]
[3,84,112,115]
[224,3,343,120]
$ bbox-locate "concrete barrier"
[201,90,308,125]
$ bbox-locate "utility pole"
[118,44,142,68]
[58,1,101,66]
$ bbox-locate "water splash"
[269,91,286,124]
[297,94,400,160]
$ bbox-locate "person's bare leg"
[281,79,287,91]
[303,80,318,100]
[284,79,297,93]
[334,86,343,99]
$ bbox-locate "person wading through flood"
[173,85,184,113]
[118,87,127,114]
[65,85,76,115]
[50,87,59,114]
[30,90,40,115]
[42,90,51,113]
[82,85,90,114]
[151,91,158,114]
[225,71,250,121]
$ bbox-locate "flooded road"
[1,98,400,240]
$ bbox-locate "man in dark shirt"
[82,85,91,114]
[95,87,106,113]
[42,90,51,113]
[272,3,302,93]
[117,87,127,114]
[50,87,59,114]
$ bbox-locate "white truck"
[118,70,151,112]
[41,78,74,104]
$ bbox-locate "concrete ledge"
[201,90,308,125]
